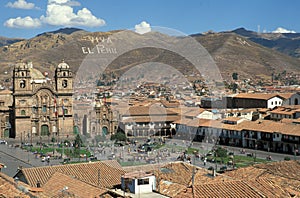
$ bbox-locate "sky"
[0,0,300,39]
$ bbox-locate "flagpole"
[62,102,65,160]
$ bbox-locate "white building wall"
[133,176,156,194]
[267,97,283,109]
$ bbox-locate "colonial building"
[0,90,13,138]
[119,104,179,138]
[228,93,284,109]
[94,98,119,136]
[12,61,73,140]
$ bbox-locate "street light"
[254,143,257,162]
[294,144,298,160]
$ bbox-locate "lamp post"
[254,143,257,162]
[294,144,297,161]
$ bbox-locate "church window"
[42,105,47,113]
[20,80,26,88]
[62,80,68,88]
[21,110,26,115]
[32,106,38,113]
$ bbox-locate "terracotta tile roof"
[224,161,300,197]
[173,117,193,125]
[270,106,298,115]
[15,160,125,189]
[223,116,244,122]
[245,178,291,197]
[160,100,180,108]
[159,180,187,197]
[278,93,297,99]
[42,172,108,198]
[124,105,178,116]
[233,93,282,100]
[254,160,300,179]
[102,159,123,170]
[280,118,296,124]
[0,172,43,198]
[227,108,259,113]
[224,166,265,180]
[193,169,236,185]
[183,108,206,117]
[133,161,300,197]
[122,115,180,123]
[239,120,300,136]
[123,170,153,179]
[175,180,265,198]
[154,162,200,187]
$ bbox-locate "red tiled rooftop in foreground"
[14,160,125,189]
[43,172,108,198]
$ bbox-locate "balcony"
[281,137,300,144]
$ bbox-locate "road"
[1,139,299,178]
[0,144,62,177]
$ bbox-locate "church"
[10,60,74,141]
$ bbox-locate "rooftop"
[14,160,125,189]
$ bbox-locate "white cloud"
[135,21,151,34]
[6,0,37,10]
[4,0,105,29]
[48,0,81,6]
[4,16,41,28]
[40,0,105,27]
[272,27,296,33]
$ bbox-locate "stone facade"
[0,90,13,138]
[11,61,73,140]
[94,98,118,136]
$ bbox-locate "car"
[90,156,97,161]
[63,158,70,163]
[24,143,33,146]
[0,140,6,144]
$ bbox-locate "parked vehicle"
[0,140,6,144]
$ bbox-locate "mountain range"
[0,27,299,86]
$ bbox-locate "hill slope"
[193,32,300,80]
[232,28,300,58]
[0,28,299,86]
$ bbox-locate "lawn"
[206,154,269,168]
[23,145,91,158]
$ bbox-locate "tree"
[215,146,228,159]
[74,134,83,148]
[73,134,83,157]
[111,132,127,142]
[232,72,238,80]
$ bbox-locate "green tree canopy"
[111,132,126,142]
[215,146,228,158]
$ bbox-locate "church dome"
[30,68,45,79]
[57,60,70,69]
[15,62,28,69]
